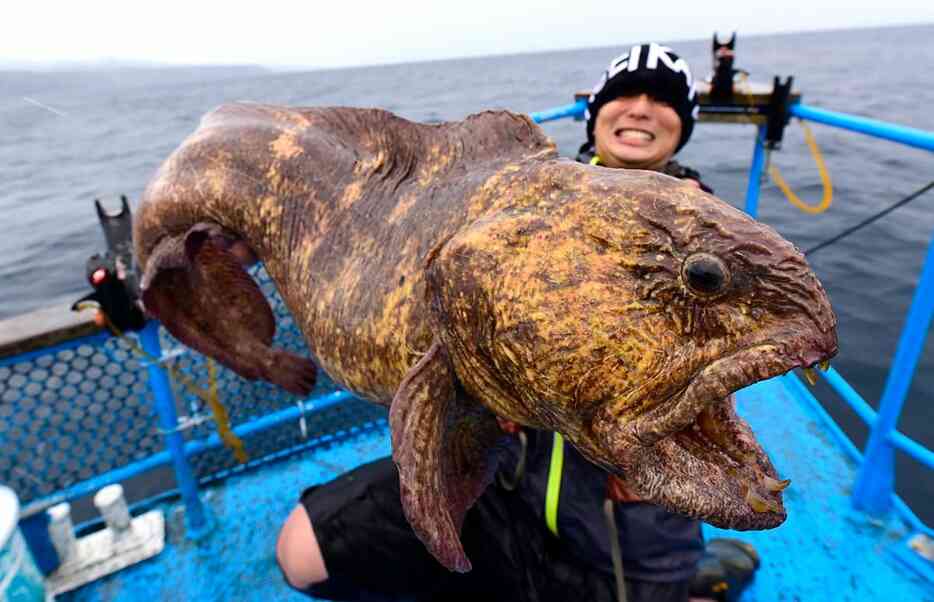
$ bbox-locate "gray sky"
[4,1,933,69]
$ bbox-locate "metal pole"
[138,321,212,539]
[852,227,934,515]
[529,99,587,124]
[791,104,934,153]
[744,126,767,218]
[24,389,359,514]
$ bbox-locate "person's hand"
[607,475,644,502]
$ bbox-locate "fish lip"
[631,410,789,530]
[635,338,837,446]
[600,335,836,530]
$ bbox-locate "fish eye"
[682,253,730,297]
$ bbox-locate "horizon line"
[2,20,930,74]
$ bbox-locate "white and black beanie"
[586,43,700,153]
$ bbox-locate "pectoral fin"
[389,339,505,572]
[140,223,317,395]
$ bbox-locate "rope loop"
[768,120,834,214]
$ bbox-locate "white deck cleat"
[45,510,164,597]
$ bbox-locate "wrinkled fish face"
[430,170,837,530]
[588,182,837,530]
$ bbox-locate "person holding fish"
[276,43,761,602]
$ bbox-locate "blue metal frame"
[528,99,586,124]
[23,389,358,513]
[138,322,213,539]
[810,367,934,486]
[791,103,934,153]
[751,103,934,520]
[851,226,934,514]
[66,394,385,537]
[744,126,768,218]
[781,372,934,540]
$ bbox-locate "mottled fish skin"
[428,166,837,531]
[135,105,555,401]
[134,104,837,571]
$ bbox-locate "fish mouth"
[598,337,837,530]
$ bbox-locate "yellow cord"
[768,121,834,214]
[731,74,833,213]
[205,359,249,463]
[75,302,248,463]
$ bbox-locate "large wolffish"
[134,104,837,572]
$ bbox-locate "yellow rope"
[205,359,249,463]
[710,74,833,214]
[731,74,833,213]
[75,303,248,463]
[767,121,834,214]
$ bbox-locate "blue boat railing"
[0,97,930,548]
[0,266,387,539]
[743,109,934,529]
[533,98,934,538]
[528,99,587,124]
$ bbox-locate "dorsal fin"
[197,104,558,183]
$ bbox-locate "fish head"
[427,166,837,530]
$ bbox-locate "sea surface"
[1,24,932,521]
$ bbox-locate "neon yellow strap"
[545,432,565,537]
[590,155,603,166]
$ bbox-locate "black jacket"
[575,142,714,194]
[497,430,704,583]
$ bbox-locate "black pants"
[294,458,690,602]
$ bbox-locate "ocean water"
[1,24,932,522]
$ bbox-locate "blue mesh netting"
[0,336,160,502]
[0,266,386,505]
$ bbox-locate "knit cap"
[586,43,699,153]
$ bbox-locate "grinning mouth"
[598,337,837,530]
[613,128,654,142]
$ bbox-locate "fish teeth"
[819,360,830,372]
[744,485,782,513]
[802,367,818,386]
[744,486,772,513]
[696,406,755,467]
[762,475,791,492]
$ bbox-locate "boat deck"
[56,375,933,602]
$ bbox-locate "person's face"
[593,93,682,170]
